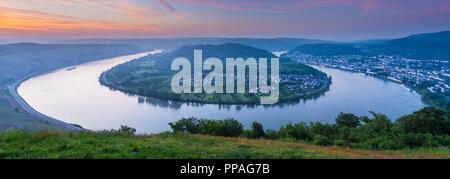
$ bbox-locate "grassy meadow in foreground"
[0,131,449,159]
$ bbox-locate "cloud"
[156,0,183,19]
[27,0,166,23]
[0,6,160,38]
[170,0,450,17]
[1,0,449,39]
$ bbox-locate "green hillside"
[1,105,449,159]
[1,131,448,159]
[0,43,145,133]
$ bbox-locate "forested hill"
[152,43,277,68]
[375,30,450,60]
[288,30,450,60]
[132,43,322,76]
[0,43,144,85]
[101,43,330,104]
[57,37,329,52]
[290,43,363,56]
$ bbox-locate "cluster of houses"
[284,52,449,94]
[280,74,322,91]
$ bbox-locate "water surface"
[18,52,427,133]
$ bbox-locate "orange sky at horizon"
[0,0,168,38]
[1,0,449,40]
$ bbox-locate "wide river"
[18,51,427,134]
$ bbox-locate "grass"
[399,147,450,156]
[1,131,449,159]
[0,93,64,132]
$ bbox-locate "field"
[1,131,448,159]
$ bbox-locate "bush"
[169,117,200,133]
[222,118,244,137]
[1,130,29,142]
[249,122,265,139]
[169,117,243,137]
[118,125,136,134]
[70,123,84,129]
[278,122,312,141]
[396,107,450,135]
[335,113,360,128]
[265,129,279,140]
[310,122,336,139]
[167,107,450,150]
[313,135,332,146]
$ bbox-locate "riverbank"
[308,64,447,110]
[3,52,157,132]
[100,69,332,105]
[19,52,426,133]
[1,131,448,159]
[6,71,84,131]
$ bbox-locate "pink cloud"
[170,0,450,18]
[0,6,160,38]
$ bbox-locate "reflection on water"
[118,88,326,110]
[18,52,427,134]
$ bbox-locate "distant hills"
[1,30,449,86]
[162,43,276,62]
[137,42,279,70]
[0,37,328,86]
[291,44,363,56]
[287,30,450,60]
[374,31,450,59]
[0,43,144,85]
[57,37,329,52]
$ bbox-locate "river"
[18,52,427,134]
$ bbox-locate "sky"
[0,0,449,41]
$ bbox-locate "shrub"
[198,119,224,136]
[0,130,28,142]
[167,106,450,150]
[279,122,312,141]
[70,123,84,129]
[396,107,450,135]
[333,139,346,147]
[335,112,360,128]
[313,135,332,146]
[118,125,136,134]
[310,122,336,139]
[249,122,265,139]
[169,118,243,137]
[265,129,279,140]
[169,117,200,133]
[221,118,244,137]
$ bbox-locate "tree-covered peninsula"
[100,43,331,104]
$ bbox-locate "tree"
[335,113,360,128]
[169,117,200,133]
[396,107,450,135]
[222,118,244,137]
[278,122,312,141]
[118,125,136,134]
[250,122,265,138]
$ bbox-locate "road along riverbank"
[7,71,84,131]
[8,52,157,131]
